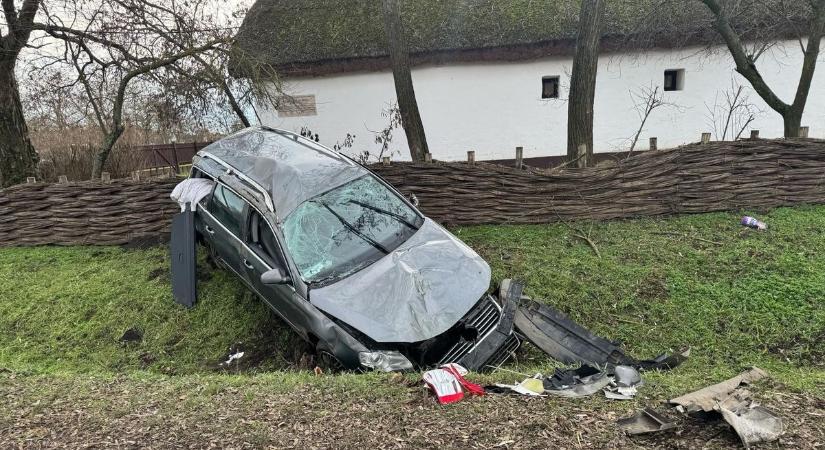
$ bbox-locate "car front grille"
[438,295,502,365]
[481,333,521,370]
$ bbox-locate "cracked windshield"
[281,175,423,283]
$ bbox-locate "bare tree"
[625,86,682,153]
[698,0,825,137]
[28,0,273,179]
[567,0,606,168]
[0,0,40,187]
[704,79,763,141]
[381,0,429,162]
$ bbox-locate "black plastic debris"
[543,365,612,398]
[617,408,676,435]
[119,327,143,343]
[170,203,197,308]
[636,347,691,372]
[514,299,633,367]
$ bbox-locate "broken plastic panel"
[617,408,676,435]
[170,204,197,308]
[514,299,634,367]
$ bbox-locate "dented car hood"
[309,218,491,343]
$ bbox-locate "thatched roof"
[234,0,806,77]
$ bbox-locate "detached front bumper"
[454,280,523,372]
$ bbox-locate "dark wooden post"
[649,137,658,151]
[382,156,390,165]
[467,150,475,165]
[424,153,432,163]
[750,130,760,139]
[701,133,711,144]
[515,146,523,169]
[800,126,810,138]
[170,141,180,174]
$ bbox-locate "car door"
[198,183,247,278]
[240,208,309,338]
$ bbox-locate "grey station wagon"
[184,127,521,371]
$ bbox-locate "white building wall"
[258,40,825,162]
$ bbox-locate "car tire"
[315,345,345,373]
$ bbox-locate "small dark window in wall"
[542,76,560,99]
[664,69,685,91]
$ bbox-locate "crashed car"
[174,127,521,372]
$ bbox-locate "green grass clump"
[0,206,823,393]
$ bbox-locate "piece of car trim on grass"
[513,299,633,367]
[617,408,676,435]
[719,393,784,448]
[669,367,768,413]
[170,204,197,308]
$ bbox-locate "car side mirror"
[261,268,290,285]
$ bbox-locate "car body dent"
[310,218,491,343]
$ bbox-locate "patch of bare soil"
[1,374,822,449]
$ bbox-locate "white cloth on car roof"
[171,178,215,211]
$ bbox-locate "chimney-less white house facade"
[236,1,823,163]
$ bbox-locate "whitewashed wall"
[258,40,825,162]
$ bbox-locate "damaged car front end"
[174,127,521,372]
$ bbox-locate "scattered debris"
[423,364,484,404]
[221,350,245,366]
[119,327,143,343]
[719,391,784,448]
[741,216,767,230]
[636,347,691,371]
[493,375,546,397]
[669,367,767,413]
[617,408,676,435]
[667,367,783,447]
[514,299,632,367]
[603,365,643,400]
[545,371,612,398]
[513,299,689,374]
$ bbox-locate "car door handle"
[204,225,215,234]
[243,259,254,269]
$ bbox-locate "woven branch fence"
[1,138,824,246]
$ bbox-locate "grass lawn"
[1,206,823,448]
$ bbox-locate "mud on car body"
[182,127,521,372]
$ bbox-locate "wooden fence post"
[701,133,711,144]
[382,156,390,166]
[649,137,658,151]
[170,141,180,174]
[58,175,68,184]
[26,177,36,184]
[101,172,111,183]
[515,147,523,169]
[424,153,432,163]
[577,144,588,168]
[132,171,141,181]
[750,130,760,139]
[800,126,810,138]
[467,150,475,165]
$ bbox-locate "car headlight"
[358,351,414,372]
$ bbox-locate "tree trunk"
[783,109,803,138]
[382,0,429,162]
[0,62,38,187]
[91,126,124,179]
[567,0,605,168]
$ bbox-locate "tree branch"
[699,0,790,115]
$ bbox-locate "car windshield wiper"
[315,201,390,255]
[347,200,419,231]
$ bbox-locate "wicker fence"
[1,138,824,246]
